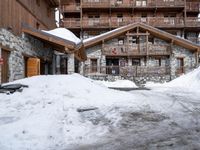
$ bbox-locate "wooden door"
[27,58,40,77]
[91,59,97,73]
[1,49,10,83]
[176,58,184,74]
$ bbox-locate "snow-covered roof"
[42,28,81,44]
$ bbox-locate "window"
[155,58,161,66]
[136,0,147,6]
[118,38,124,45]
[131,37,139,44]
[117,0,123,4]
[132,58,141,66]
[117,14,123,23]
[141,13,147,22]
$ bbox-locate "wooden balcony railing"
[111,17,185,28]
[102,44,170,56]
[81,0,184,8]
[186,2,200,12]
[62,3,80,12]
[63,17,200,29]
[82,0,110,8]
[62,19,81,28]
[185,17,200,27]
[84,65,171,77]
[82,18,110,28]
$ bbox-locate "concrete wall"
[0,28,53,83]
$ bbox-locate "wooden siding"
[0,0,57,35]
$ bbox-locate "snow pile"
[42,28,81,44]
[1,72,200,149]
[145,66,200,91]
[0,74,139,150]
[166,67,200,89]
[96,80,138,88]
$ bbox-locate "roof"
[22,24,87,61]
[84,22,200,52]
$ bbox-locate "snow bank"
[146,66,200,90]
[0,74,139,150]
[96,80,138,88]
[167,66,200,89]
[42,28,81,44]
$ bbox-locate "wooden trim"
[84,22,200,52]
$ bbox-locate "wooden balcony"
[84,65,171,77]
[82,0,110,8]
[62,19,81,28]
[82,18,110,28]
[62,3,80,12]
[102,44,170,56]
[186,2,199,12]
[63,17,200,29]
[111,17,185,28]
[185,17,200,27]
[81,0,184,8]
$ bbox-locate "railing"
[81,0,184,8]
[84,65,171,77]
[102,44,170,56]
[111,17,185,28]
[185,17,200,27]
[62,19,81,28]
[63,17,200,28]
[82,18,110,28]
[82,0,110,8]
[186,2,200,12]
[62,3,80,12]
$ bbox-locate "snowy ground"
[0,68,200,150]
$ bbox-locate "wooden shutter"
[27,58,40,77]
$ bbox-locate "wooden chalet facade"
[0,0,86,83]
[81,23,200,83]
[61,0,200,83]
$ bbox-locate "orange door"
[27,58,40,77]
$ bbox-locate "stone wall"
[81,36,197,85]
[0,28,53,82]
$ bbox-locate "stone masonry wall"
[0,28,53,82]
[82,38,197,85]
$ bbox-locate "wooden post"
[127,31,129,55]
[184,0,186,27]
[146,31,149,66]
[137,27,140,53]
[80,0,83,39]
[196,49,199,67]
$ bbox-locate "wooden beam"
[126,33,150,36]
